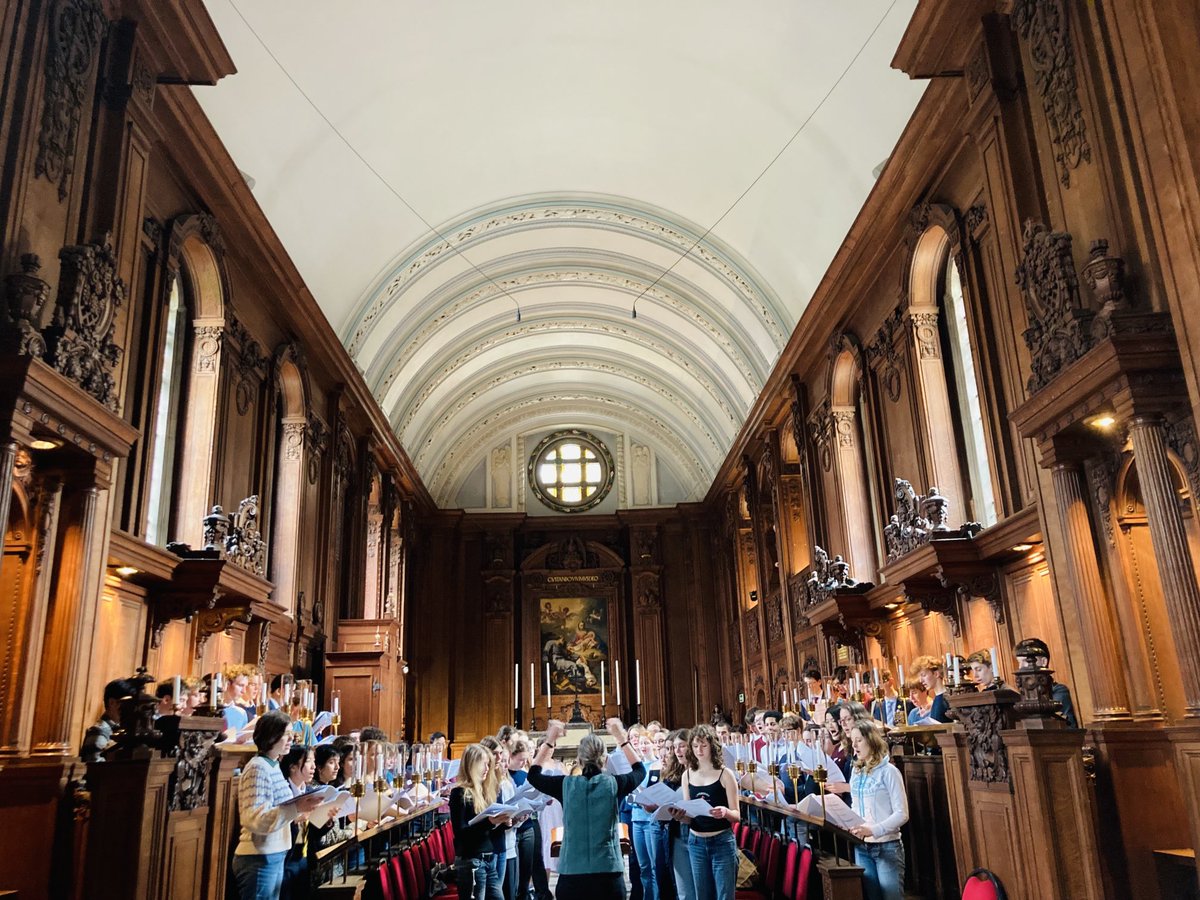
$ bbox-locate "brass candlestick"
[330,713,341,736]
[351,778,365,833]
[786,762,801,804]
[767,762,780,805]
[814,764,828,819]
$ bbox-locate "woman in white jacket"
[233,711,324,900]
[847,720,909,900]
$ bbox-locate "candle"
[332,692,340,716]
[945,652,953,675]
[792,687,799,706]
[898,664,905,686]
[529,662,534,711]
[781,688,787,708]
[600,661,606,706]
[635,659,642,706]
[514,662,519,711]
[953,659,961,687]
[615,660,622,706]
[873,667,880,686]
[989,646,999,680]
[545,662,552,711]
[172,675,181,706]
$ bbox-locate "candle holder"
[746,760,757,782]
[735,758,746,778]
[767,762,780,805]
[813,764,828,818]
[350,778,365,833]
[786,762,801,801]
[330,713,341,736]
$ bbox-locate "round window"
[528,430,615,513]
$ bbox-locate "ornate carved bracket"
[866,306,905,403]
[2,254,51,357]
[197,496,266,576]
[194,605,252,659]
[43,236,125,410]
[1011,0,1092,187]
[885,478,981,562]
[947,689,1020,786]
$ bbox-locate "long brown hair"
[685,724,723,771]
[850,719,889,772]
[661,728,689,782]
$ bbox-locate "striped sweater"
[235,755,300,856]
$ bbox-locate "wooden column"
[1049,462,1131,720]
[830,408,877,582]
[1127,416,1200,716]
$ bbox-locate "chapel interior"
[2,0,1200,898]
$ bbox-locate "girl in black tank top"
[679,725,741,900]
[687,779,731,833]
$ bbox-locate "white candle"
[546,662,552,710]
[792,687,799,706]
[781,688,787,708]
[615,660,622,706]
[953,659,961,687]
[945,652,953,674]
[172,675,181,706]
[600,661,606,706]
[898,664,905,686]
[332,693,340,716]
[529,662,534,711]
[873,667,880,686]
[635,659,642,705]
[514,663,519,711]
[989,646,999,680]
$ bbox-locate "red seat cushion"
[781,842,800,899]
[764,836,783,892]
[963,869,1005,900]
[796,847,813,900]
[379,859,400,900]
[399,849,420,899]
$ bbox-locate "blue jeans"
[485,850,506,900]
[854,840,904,900]
[233,851,286,900]
[671,826,695,900]
[686,830,736,900]
[456,855,493,900]
[632,819,661,900]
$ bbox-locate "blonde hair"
[966,649,992,667]
[223,663,257,679]
[910,655,944,677]
[479,735,510,798]
[850,719,890,772]
[576,734,607,775]
[458,744,497,811]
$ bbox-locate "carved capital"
[193,325,223,374]
[282,421,306,461]
[908,309,941,360]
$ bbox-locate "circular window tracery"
[528,430,615,513]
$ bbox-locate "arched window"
[939,257,997,526]
[144,272,191,544]
[528,430,614,513]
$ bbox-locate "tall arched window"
[940,256,997,526]
[144,272,191,544]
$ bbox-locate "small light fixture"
[884,602,899,611]
[30,438,61,451]
[114,566,140,578]
[1089,414,1116,430]
[1011,543,1034,553]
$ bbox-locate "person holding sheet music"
[527,717,646,900]
[676,724,740,900]
[912,656,951,723]
[630,728,668,900]
[480,736,519,900]
[847,720,908,900]
[450,743,512,900]
[232,711,324,900]
[660,729,695,900]
[280,745,315,900]
[508,740,553,900]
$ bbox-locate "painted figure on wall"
[541,596,608,693]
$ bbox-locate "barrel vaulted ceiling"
[195,0,925,507]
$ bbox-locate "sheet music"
[651,798,713,823]
[632,781,680,808]
[606,750,633,775]
[468,803,520,826]
[796,793,865,830]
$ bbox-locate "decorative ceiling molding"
[367,262,774,402]
[402,347,735,451]
[427,394,712,505]
[418,382,718,481]
[346,194,789,356]
[390,316,744,438]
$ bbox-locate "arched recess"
[907,204,997,527]
[269,344,309,616]
[0,464,39,753]
[165,214,230,547]
[828,335,878,582]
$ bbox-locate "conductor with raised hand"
[528,718,645,900]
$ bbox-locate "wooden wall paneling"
[203,747,240,900]
[0,759,68,899]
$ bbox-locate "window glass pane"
[944,259,998,526]
[539,463,558,483]
[145,277,188,544]
[583,485,596,498]
[559,443,582,460]
[561,486,582,503]
[584,462,602,483]
[560,463,582,484]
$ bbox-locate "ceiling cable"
[630,0,900,319]
[224,0,524,322]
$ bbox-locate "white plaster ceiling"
[194,0,925,506]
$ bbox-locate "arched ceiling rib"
[194,0,926,507]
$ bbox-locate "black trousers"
[531,825,552,900]
[556,873,626,900]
